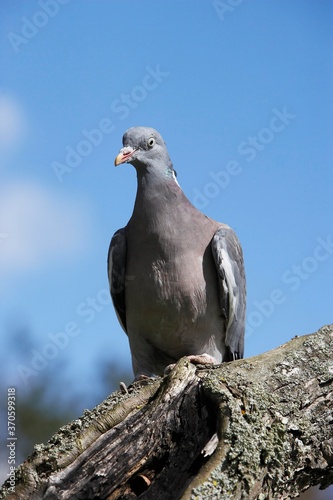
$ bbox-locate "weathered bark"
[1,324,332,499]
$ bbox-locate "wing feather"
[107,228,127,333]
[211,226,246,360]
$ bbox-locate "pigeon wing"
[211,226,246,360]
[107,228,127,333]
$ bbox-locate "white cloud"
[0,93,27,152]
[0,182,91,272]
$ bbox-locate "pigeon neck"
[135,161,179,190]
[132,166,184,219]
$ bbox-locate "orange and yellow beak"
[114,147,137,166]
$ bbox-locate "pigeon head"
[114,127,174,174]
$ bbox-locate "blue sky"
[1,0,332,415]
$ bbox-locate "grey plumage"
[108,127,246,378]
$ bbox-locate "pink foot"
[186,353,217,365]
[164,353,217,376]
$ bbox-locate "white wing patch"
[221,248,238,330]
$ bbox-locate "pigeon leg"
[186,353,217,365]
[164,353,216,376]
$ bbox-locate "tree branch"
[1,325,332,499]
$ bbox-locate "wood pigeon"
[108,127,246,379]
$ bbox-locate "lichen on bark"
[0,325,332,499]
[186,324,333,499]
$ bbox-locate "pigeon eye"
[147,137,155,149]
